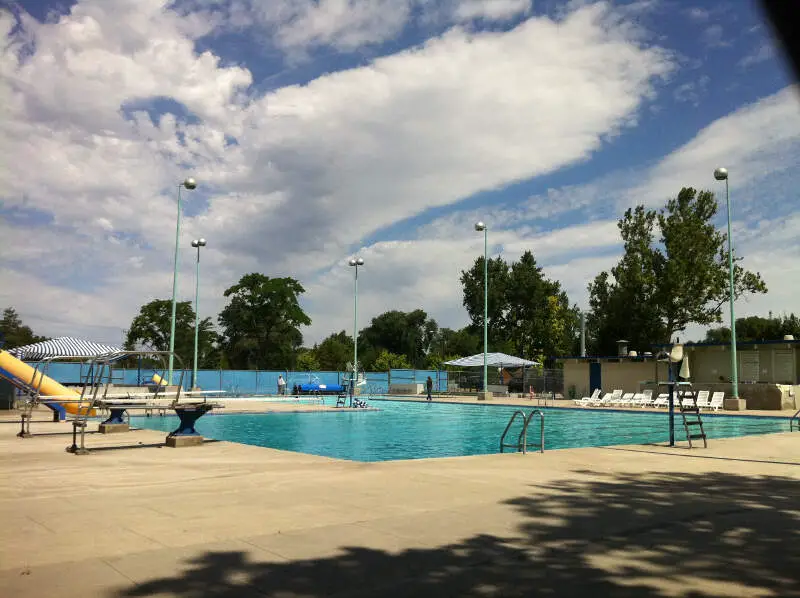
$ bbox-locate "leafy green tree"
[588,206,665,355]
[295,349,321,371]
[705,312,800,342]
[372,349,411,371]
[431,327,480,363]
[359,310,438,369]
[460,252,579,362]
[0,307,48,349]
[506,251,580,363]
[460,256,510,346]
[589,188,767,354]
[218,273,311,370]
[124,300,219,369]
[314,331,353,371]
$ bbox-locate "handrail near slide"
[69,350,187,453]
[500,409,545,454]
[791,409,800,432]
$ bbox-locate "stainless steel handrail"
[790,408,800,432]
[500,409,545,454]
[522,409,545,454]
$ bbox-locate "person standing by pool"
[277,375,286,396]
[426,376,433,401]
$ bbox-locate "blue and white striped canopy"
[7,337,122,361]
[444,352,541,367]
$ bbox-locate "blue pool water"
[130,400,790,462]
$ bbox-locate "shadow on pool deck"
[115,470,800,598]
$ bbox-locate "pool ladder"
[678,389,707,449]
[790,408,800,432]
[500,409,544,454]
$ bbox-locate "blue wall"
[23,363,448,394]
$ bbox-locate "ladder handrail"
[500,410,526,452]
[522,409,545,454]
[500,409,545,454]
[790,408,800,432]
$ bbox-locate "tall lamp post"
[168,177,197,385]
[713,167,739,406]
[348,257,364,406]
[190,238,207,390]
[474,221,488,399]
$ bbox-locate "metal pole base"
[17,414,32,438]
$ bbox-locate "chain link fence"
[447,368,564,397]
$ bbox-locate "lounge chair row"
[573,389,725,411]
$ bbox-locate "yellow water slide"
[0,350,95,415]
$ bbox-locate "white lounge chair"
[574,388,600,406]
[618,392,635,407]
[653,393,669,408]
[695,390,710,409]
[707,392,725,411]
[594,390,618,407]
[680,392,696,408]
[639,389,654,407]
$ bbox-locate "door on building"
[589,362,602,393]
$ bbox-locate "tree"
[0,307,48,348]
[505,251,580,363]
[314,331,353,371]
[432,327,481,361]
[705,312,800,343]
[218,273,311,370]
[460,252,579,362]
[124,300,219,369]
[588,206,665,355]
[372,349,411,371]
[460,256,510,347]
[295,349,321,371]
[359,310,438,369]
[589,188,767,354]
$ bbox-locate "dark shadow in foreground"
[116,470,800,597]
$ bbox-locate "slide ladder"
[500,409,545,454]
[678,388,707,448]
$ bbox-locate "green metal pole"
[168,184,183,385]
[725,179,739,400]
[192,244,201,390]
[353,265,358,407]
[483,228,488,395]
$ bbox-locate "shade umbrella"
[679,353,691,380]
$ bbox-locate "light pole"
[191,238,207,390]
[474,221,488,398]
[168,177,197,385]
[348,257,364,406]
[714,167,739,405]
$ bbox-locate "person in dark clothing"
[426,376,433,401]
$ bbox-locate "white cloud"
[2,0,798,353]
[701,24,727,48]
[672,74,709,105]
[251,0,414,55]
[623,85,800,210]
[738,41,775,68]
[452,0,532,22]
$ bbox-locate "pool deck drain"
[1,412,798,597]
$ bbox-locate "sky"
[1,0,798,352]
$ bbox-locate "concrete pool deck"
[0,412,798,597]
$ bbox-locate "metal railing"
[500,409,545,454]
[790,408,800,432]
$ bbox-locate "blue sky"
[1,0,799,348]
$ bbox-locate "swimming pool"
[130,400,790,462]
